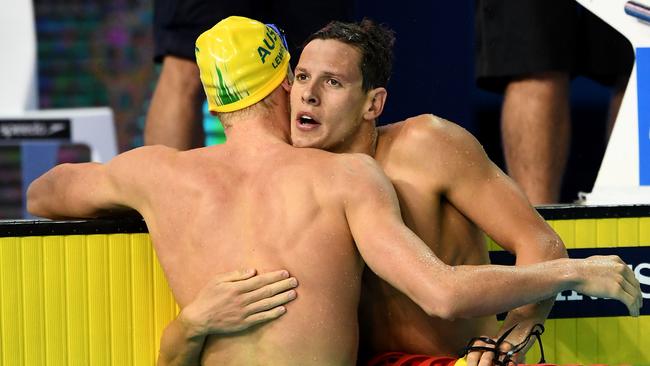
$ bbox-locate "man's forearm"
[435,259,575,319]
[496,240,565,350]
[497,233,566,344]
[497,298,553,351]
[157,315,206,366]
[414,254,640,320]
[27,163,132,219]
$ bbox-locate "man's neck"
[334,121,378,157]
[224,114,291,146]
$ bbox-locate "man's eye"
[327,79,340,87]
[296,74,307,81]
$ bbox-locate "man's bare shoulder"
[375,114,492,191]
[380,114,485,161]
[106,144,182,180]
[330,153,391,197]
[113,144,179,163]
[272,148,387,214]
[389,114,475,146]
[336,152,383,176]
[287,146,373,169]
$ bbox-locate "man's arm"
[27,162,129,219]
[157,269,298,366]
[401,116,567,351]
[431,118,563,359]
[340,153,642,319]
[158,315,205,366]
[26,146,169,219]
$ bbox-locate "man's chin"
[292,142,315,149]
[291,138,320,149]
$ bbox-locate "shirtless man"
[27,17,642,366]
[293,19,597,365]
[158,19,644,366]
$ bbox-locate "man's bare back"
[131,143,373,364]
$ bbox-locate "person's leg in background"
[501,72,571,204]
[578,8,635,143]
[145,55,204,149]
[475,0,577,204]
[607,79,627,141]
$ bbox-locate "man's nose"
[301,85,320,106]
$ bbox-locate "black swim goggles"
[459,323,546,366]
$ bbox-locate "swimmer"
[292,20,569,365]
[292,19,642,365]
[27,17,642,366]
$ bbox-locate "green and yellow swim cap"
[195,16,291,113]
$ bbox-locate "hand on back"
[179,269,299,338]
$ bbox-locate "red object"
[366,352,457,366]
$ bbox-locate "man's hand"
[180,269,299,338]
[574,255,642,317]
[157,269,298,366]
[466,336,535,366]
[465,336,495,366]
[464,323,543,366]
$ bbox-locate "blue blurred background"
[34,0,622,202]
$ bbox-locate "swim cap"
[195,16,291,113]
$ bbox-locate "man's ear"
[283,66,294,91]
[363,87,387,121]
[281,77,292,92]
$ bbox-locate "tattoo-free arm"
[402,117,566,356]
[157,269,299,366]
[434,119,566,353]
[341,154,642,319]
[26,162,132,219]
[157,314,206,366]
[25,146,169,219]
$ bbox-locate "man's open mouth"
[298,114,319,125]
[296,113,321,130]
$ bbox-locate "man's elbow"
[26,198,41,218]
[26,181,56,218]
[423,304,458,321]
[418,286,464,321]
[26,166,67,219]
[544,236,569,260]
[26,180,46,217]
[513,234,569,262]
